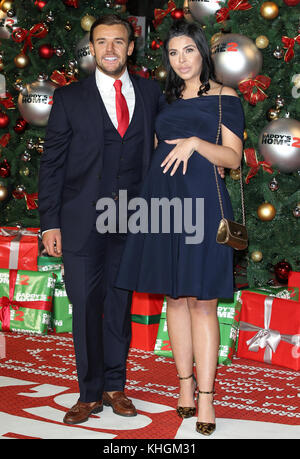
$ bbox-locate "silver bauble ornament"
[211,34,263,88]
[188,0,220,24]
[0,10,17,39]
[17,75,59,127]
[75,33,96,74]
[258,118,300,172]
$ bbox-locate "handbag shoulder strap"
[213,86,246,225]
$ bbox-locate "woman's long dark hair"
[162,20,216,103]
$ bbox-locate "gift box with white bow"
[237,291,300,370]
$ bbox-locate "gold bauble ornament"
[14,52,29,68]
[183,0,193,22]
[255,35,269,49]
[230,168,241,180]
[257,202,276,221]
[251,250,263,262]
[80,14,96,32]
[154,64,167,82]
[0,183,8,201]
[210,32,223,46]
[0,60,4,71]
[1,0,13,13]
[243,130,248,141]
[267,107,280,121]
[65,21,72,31]
[260,2,279,20]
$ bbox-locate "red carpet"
[0,332,299,439]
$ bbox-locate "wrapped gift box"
[217,292,242,365]
[244,285,299,302]
[237,291,300,370]
[288,271,300,289]
[51,280,73,333]
[0,227,40,271]
[37,256,72,333]
[0,268,56,335]
[130,292,164,351]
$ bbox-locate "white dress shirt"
[95,67,135,128]
[43,68,135,236]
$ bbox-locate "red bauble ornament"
[38,44,54,59]
[35,0,47,9]
[0,159,11,178]
[151,39,163,50]
[14,118,28,134]
[283,0,300,5]
[274,261,292,283]
[63,0,79,7]
[0,112,10,129]
[115,0,127,4]
[171,8,184,20]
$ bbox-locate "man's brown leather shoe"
[102,391,137,417]
[63,399,103,425]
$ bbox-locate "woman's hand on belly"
[161,136,197,176]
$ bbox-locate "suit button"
[98,174,101,180]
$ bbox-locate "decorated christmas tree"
[0,0,144,226]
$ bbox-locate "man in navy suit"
[38,14,161,424]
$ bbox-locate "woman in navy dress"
[116,20,244,435]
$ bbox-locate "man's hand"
[42,229,62,257]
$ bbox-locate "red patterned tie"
[113,79,129,138]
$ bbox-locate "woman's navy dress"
[116,95,245,300]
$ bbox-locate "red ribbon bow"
[0,93,15,110]
[216,0,252,22]
[0,133,10,147]
[127,17,142,37]
[238,75,271,105]
[50,70,77,87]
[153,0,177,28]
[11,23,48,54]
[244,148,273,184]
[281,35,300,62]
[12,190,38,210]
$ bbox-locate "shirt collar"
[95,67,132,93]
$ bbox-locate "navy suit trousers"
[63,227,132,402]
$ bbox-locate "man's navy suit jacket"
[38,72,162,252]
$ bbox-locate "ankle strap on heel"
[177,373,194,380]
[198,389,215,394]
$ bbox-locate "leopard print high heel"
[195,389,216,436]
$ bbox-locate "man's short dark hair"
[89,14,134,44]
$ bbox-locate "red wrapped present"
[237,291,300,370]
[288,271,300,289]
[0,227,40,271]
[130,292,164,351]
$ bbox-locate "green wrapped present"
[37,256,64,282]
[37,256,73,333]
[217,292,242,365]
[50,280,73,333]
[0,268,56,335]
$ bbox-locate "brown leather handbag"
[214,90,248,251]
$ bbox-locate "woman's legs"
[166,296,195,408]
[188,297,219,423]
